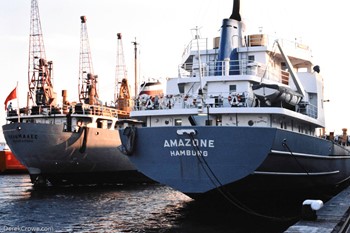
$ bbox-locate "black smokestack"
[229,0,241,21]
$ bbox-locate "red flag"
[4,87,17,110]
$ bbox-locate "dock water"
[285,185,350,233]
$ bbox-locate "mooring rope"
[282,139,310,176]
[187,132,298,222]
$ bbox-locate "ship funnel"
[216,0,243,76]
[230,0,241,21]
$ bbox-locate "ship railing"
[6,105,62,117]
[246,34,311,53]
[179,59,287,84]
[133,92,318,118]
[180,34,311,68]
[185,33,309,53]
[181,37,210,64]
[73,104,118,118]
[133,91,256,111]
[179,32,313,82]
[297,102,318,119]
[6,104,118,119]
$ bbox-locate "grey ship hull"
[3,122,152,185]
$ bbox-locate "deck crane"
[78,16,99,105]
[28,0,56,109]
[115,33,131,118]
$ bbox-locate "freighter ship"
[2,0,152,186]
[119,0,350,212]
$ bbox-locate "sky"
[1,0,349,141]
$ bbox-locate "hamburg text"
[164,138,214,157]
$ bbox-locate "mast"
[193,26,203,90]
[78,16,99,105]
[28,0,56,107]
[132,38,138,98]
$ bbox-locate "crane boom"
[28,0,56,107]
[78,16,99,105]
[115,33,131,118]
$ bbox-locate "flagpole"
[16,82,20,123]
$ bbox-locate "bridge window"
[229,85,236,93]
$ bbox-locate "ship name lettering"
[170,150,208,157]
[8,134,38,140]
[164,139,214,148]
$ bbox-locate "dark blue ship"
[119,0,350,211]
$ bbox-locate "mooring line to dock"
[282,139,310,176]
[187,133,298,222]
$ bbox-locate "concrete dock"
[285,186,350,233]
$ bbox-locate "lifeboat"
[252,83,302,107]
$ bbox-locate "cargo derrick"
[115,33,131,118]
[28,0,56,109]
[78,16,99,105]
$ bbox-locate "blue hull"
[120,126,350,198]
